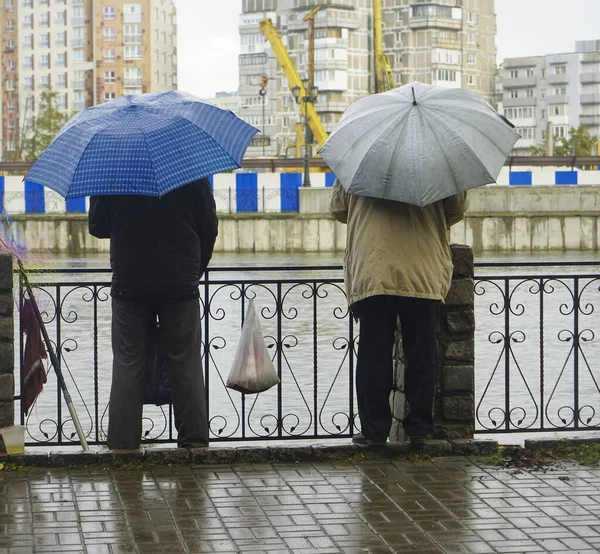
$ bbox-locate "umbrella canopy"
[319,81,520,207]
[25,91,259,199]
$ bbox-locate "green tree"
[20,86,68,161]
[530,125,598,157]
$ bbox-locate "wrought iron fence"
[14,261,600,446]
[474,262,600,435]
[16,266,358,446]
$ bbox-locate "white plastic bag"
[226,299,280,394]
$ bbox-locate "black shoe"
[408,435,430,447]
[352,433,387,447]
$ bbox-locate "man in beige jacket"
[331,180,468,446]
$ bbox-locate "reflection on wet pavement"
[1,457,600,553]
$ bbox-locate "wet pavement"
[1,456,600,554]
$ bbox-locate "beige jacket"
[330,181,468,306]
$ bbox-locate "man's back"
[89,178,218,298]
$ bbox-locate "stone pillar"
[390,244,475,442]
[0,254,15,452]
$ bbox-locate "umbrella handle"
[412,87,417,106]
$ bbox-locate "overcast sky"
[177,0,600,98]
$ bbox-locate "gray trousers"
[108,297,208,449]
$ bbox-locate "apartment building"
[239,0,496,157]
[0,0,177,160]
[382,0,496,103]
[501,40,600,155]
[239,0,372,157]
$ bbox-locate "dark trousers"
[108,297,208,449]
[355,295,441,442]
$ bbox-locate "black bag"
[143,323,171,406]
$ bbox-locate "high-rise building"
[0,0,177,161]
[501,40,600,155]
[383,0,496,103]
[238,0,496,157]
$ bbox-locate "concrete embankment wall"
[9,186,600,254]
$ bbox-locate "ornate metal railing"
[17,266,358,446]
[475,261,600,434]
[15,261,600,446]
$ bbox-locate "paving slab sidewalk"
[1,456,599,554]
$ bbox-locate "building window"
[124,67,142,87]
[554,87,567,96]
[104,70,116,83]
[554,65,566,75]
[7,140,16,152]
[467,32,475,44]
[526,89,534,98]
[124,45,142,60]
[57,94,67,109]
[73,70,85,89]
[104,92,116,101]
[504,107,534,119]
[124,3,142,22]
[5,0,13,10]
[124,24,142,44]
[24,55,33,69]
[56,31,66,46]
[57,73,66,88]
[23,34,33,49]
[39,32,49,47]
[394,52,402,64]
[56,52,66,66]
[509,70,518,78]
[510,90,518,98]
[39,0,49,5]
[55,10,67,25]
[541,68,546,79]
[40,54,49,67]
[554,125,568,138]
[550,104,568,116]
[467,53,476,65]
[39,74,49,86]
[541,109,546,119]
[24,76,33,89]
[23,14,33,28]
[5,80,14,91]
[517,128,535,140]
[467,75,474,85]
[72,27,85,47]
[540,88,546,99]
[103,28,116,41]
[6,60,15,72]
[23,0,32,6]
[467,12,475,23]
[73,49,85,63]
[104,48,116,62]
[7,101,16,113]
[39,12,49,26]
[103,6,116,20]
[72,7,84,25]
[73,91,86,111]
[6,19,14,32]
[526,69,534,77]
[435,69,457,82]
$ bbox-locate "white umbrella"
[319,81,520,207]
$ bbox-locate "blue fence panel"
[66,197,86,213]
[509,171,532,186]
[280,173,301,212]
[0,176,4,209]
[555,171,578,185]
[325,173,336,187]
[236,173,258,212]
[24,182,45,213]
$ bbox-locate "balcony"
[581,73,600,84]
[547,73,569,85]
[71,17,84,26]
[581,93,600,104]
[409,15,462,30]
[580,114,600,126]
[431,38,461,50]
[547,94,568,104]
[581,53,600,64]
[502,97,537,107]
[72,80,85,90]
[502,76,537,89]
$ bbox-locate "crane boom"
[259,18,328,148]
[373,0,396,93]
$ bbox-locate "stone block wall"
[390,244,475,442]
[0,254,14,452]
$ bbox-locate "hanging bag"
[226,299,280,394]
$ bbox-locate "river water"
[14,251,600,446]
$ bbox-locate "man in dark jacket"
[89,178,218,450]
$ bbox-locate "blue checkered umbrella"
[25,91,259,199]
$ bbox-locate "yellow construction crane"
[373,0,396,93]
[259,17,328,148]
